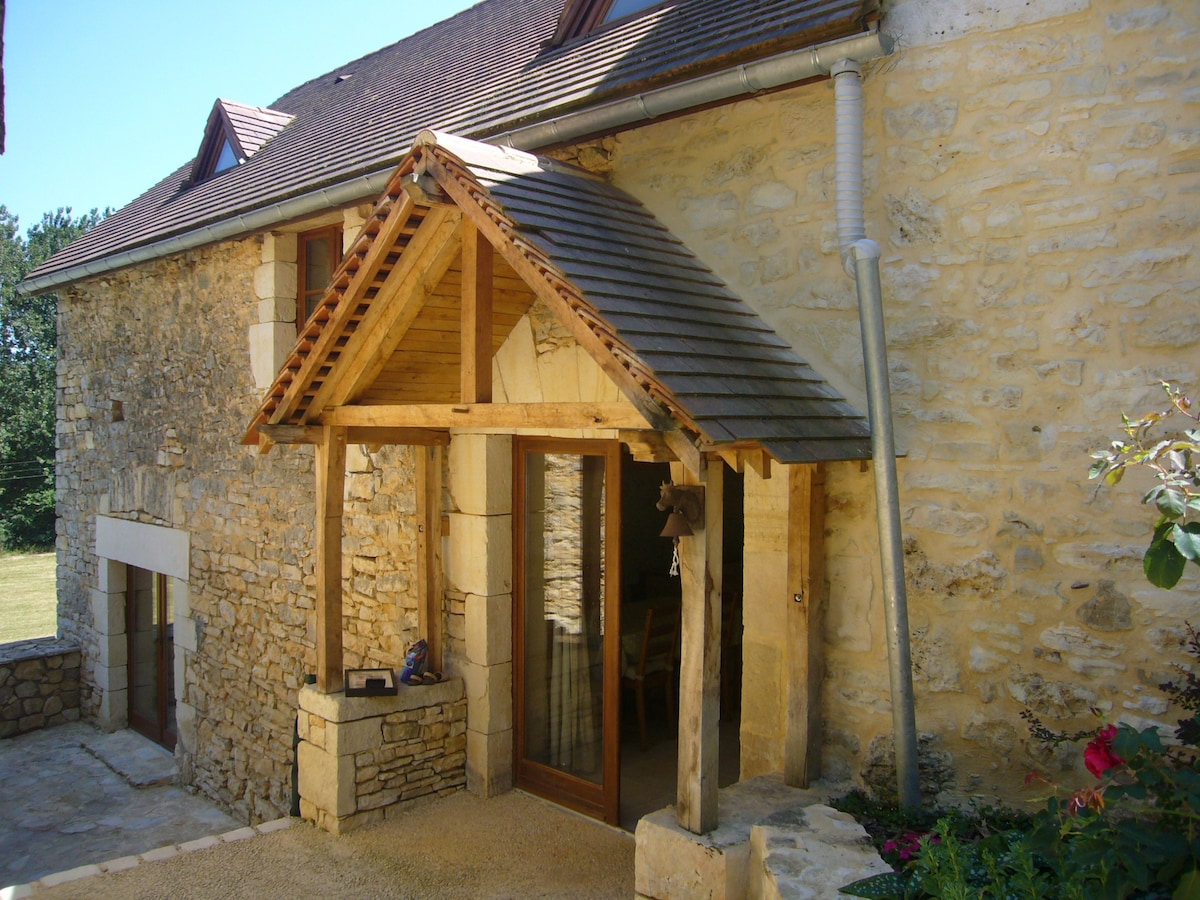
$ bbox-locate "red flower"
[1083,724,1124,778]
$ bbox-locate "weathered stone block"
[447,513,512,596]
[462,661,512,735]
[298,740,356,818]
[464,593,512,667]
[466,727,512,798]
[448,433,512,516]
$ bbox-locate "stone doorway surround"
[92,516,193,750]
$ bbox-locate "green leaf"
[839,871,909,898]
[1172,522,1200,563]
[1174,868,1200,900]
[1089,459,1109,479]
[1158,489,1188,517]
[1106,466,1126,486]
[1145,536,1187,589]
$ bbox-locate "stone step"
[750,804,892,900]
[634,775,890,900]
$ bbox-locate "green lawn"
[0,552,57,644]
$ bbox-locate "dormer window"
[602,0,661,23]
[190,99,294,185]
[214,140,240,175]
[549,0,673,46]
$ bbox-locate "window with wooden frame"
[549,0,672,45]
[297,225,343,330]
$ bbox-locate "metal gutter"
[20,29,893,296]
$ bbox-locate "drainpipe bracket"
[841,238,880,278]
[830,58,862,79]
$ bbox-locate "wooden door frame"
[512,436,622,824]
[126,565,176,750]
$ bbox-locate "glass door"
[127,566,176,749]
[514,438,621,823]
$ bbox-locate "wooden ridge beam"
[322,401,652,430]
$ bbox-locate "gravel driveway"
[32,790,636,899]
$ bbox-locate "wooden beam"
[258,424,449,447]
[662,428,702,476]
[304,207,463,418]
[347,427,450,447]
[784,463,826,786]
[461,222,494,404]
[619,430,675,463]
[322,401,651,430]
[673,458,723,835]
[258,424,326,445]
[315,426,348,694]
[415,445,444,672]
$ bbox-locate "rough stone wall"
[611,0,1199,799]
[0,638,81,737]
[58,237,425,822]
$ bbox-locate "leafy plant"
[1088,382,1200,588]
[840,627,1200,899]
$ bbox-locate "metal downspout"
[832,59,921,809]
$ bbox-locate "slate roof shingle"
[28,0,878,287]
[249,132,871,463]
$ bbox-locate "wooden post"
[673,457,723,834]
[785,463,826,786]
[315,426,348,693]
[461,222,493,404]
[415,445,444,671]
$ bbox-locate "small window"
[214,140,240,175]
[297,225,343,330]
[602,0,660,22]
[549,0,673,45]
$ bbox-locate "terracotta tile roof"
[247,132,870,463]
[29,0,878,287]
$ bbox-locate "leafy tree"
[0,205,106,549]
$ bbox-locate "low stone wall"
[0,638,82,738]
[297,679,467,834]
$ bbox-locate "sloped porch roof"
[245,131,870,464]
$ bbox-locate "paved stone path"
[0,722,240,888]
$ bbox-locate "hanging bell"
[659,510,693,538]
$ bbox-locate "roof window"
[190,99,295,185]
[549,0,673,46]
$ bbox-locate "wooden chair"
[621,604,680,751]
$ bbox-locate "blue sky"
[1,0,480,235]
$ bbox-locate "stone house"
[23,0,1199,889]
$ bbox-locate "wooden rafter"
[304,207,463,418]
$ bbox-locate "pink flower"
[1083,724,1124,778]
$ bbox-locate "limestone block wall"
[0,638,81,737]
[612,0,1199,798]
[58,233,427,822]
[297,681,467,834]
